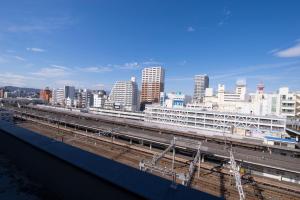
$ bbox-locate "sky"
[0,0,300,95]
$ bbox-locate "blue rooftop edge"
[264,135,297,143]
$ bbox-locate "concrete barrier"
[0,121,221,200]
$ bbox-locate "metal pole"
[172,147,175,172]
[198,154,201,178]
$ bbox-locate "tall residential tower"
[109,76,139,111]
[141,66,165,109]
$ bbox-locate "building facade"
[0,89,4,98]
[144,105,286,137]
[51,88,65,105]
[109,77,139,111]
[160,92,186,108]
[40,87,52,103]
[193,74,209,103]
[74,89,92,108]
[296,92,300,117]
[64,86,75,101]
[93,90,107,108]
[141,67,165,108]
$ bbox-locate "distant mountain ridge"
[0,86,40,93]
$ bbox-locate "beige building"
[141,67,165,108]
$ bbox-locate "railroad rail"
[11,108,300,176]
[13,105,300,154]
[15,119,300,200]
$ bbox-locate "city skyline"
[0,2,300,199]
[0,0,300,95]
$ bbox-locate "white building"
[217,80,247,103]
[109,77,139,111]
[51,88,65,105]
[74,89,92,108]
[144,105,286,138]
[160,92,186,108]
[296,92,300,117]
[193,74,209,103]
[65,97,73,108]
[93,90,107,108]
[51,86,75,107]
[199,80,299,118]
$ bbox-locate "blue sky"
[0,0,300,94]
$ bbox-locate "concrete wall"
[0,121,220,200]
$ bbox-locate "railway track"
[11,105,300,156]
[16,119,300,200]
[11,108,300,177]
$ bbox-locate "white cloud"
[218,7,231,26]
[268,48,279,54]
[31,65,70,77]
[141,60,163,66]
[6,49,15,53]
[5,16,74,33]
[179,60,187,66]
[8,25,48,33]
[211,61,299,80]
[55,79,77,87]
[0,73,40,87]
[119,62,140,70]
[50,64,68,69]
[187,26,195,32]
[80,66,113,73]
[26,47,45,52]
[273,42,300,58]
[94,83,105,87]
[14,56,26,61]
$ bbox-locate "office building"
[193,74,209,103]
[64,86,75,100]
[141,66,165,109]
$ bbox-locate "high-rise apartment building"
[141,66,165,109]
[193,74,209,102]
[40,87,52,103]
[51,88,65,105]
[109,76,139,111]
